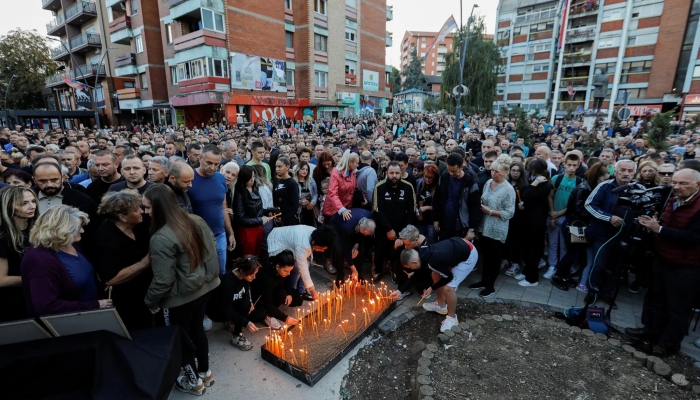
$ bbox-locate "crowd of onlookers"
[0,111,699,394]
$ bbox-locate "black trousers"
[522,227,546,284]
[593,97,604,110]
[479,236,504,289]
[374,232,395,277]
[164,293,210,373]
[230,297,267,335]
[642,260,700,353]
[267,288,304,316]
[332,228,368,282]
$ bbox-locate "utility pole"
[4,74,18,126]
[453,3,478,136]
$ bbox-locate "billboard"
[230,53,287,92]
[362,69,379,92]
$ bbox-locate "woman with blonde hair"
[0,186,38,322]
[322,150,358,222]
[21,205,111,317]
[635,160,660,187]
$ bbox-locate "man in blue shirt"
[189,145,234,275]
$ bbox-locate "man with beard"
[108,155,154,194]
[32,162,97,217]
[148,156,171,184]
[167,160,195,213]
[85,151,125,204]
[186,142,202,168]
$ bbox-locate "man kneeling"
[391,237,478,332]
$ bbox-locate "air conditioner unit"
[335,92,344,100]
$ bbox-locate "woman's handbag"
[568,220,588,244]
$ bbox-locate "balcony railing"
[50,42,69,59]
[46,13,65,33]
[386,5,393,21]
[74,63,106,78]
[115,53,136,68]
[558,100,585,110]
[570,1,600,16]
[70,33,102,50]
[45,70,75,86]
[65,1,97,22]
[562,51,592,64]
[42,0,61,10]
[345,74,357,85]
[567,26,596,41]
[514,8,557,25]
[560,76,589,87]
[169,0,189,8]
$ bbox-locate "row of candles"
[264,279,393,369]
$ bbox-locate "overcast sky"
[1,0,498,69]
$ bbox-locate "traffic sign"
[618,107,631,120]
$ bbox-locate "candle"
[352,313,356,332]
[340,324,347,340]
[324,318,327,331]
[299,324,303,338]
[280,344,285,360]
[289,332,294,351]
[299,349,305,369]
[314,322,318,337]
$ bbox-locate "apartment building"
[100,0,392,128]
[43,0,134,127]
[494,0,700,119]
[400,31,455,78]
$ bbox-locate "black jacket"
[372,179,416,233]
[398,237,475,293]
[433,166,482,231]
[32,184,97,218]
[234,187,264,227]
[254,267,294,322]
[206,271,252,329]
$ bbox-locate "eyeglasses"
[659,172,674,176]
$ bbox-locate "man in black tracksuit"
[433,153,482,241]
[372,161,416,286]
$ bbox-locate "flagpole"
[549,0,570,126]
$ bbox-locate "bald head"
[535,146,551,160]
[360,150,372,164]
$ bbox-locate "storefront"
[681,94,700,120]
[225,95,312,125]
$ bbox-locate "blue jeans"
[289,262,306,294]
[215,232,227,276]
[417,222,437,244]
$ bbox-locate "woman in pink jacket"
[322,150,359,222]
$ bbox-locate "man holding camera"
[626,169,700,356]
[584,159,639,304]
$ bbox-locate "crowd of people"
[0,111,698,394]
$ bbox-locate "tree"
[423,95,440,112]
[510,106,533,147]
[440,16,501,114]
[645,109,676,152]
[401,47,428,92]
[390,67,401,94]
[0,29,55,110]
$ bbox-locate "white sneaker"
[500,259,510,270]
[440,315,459,333]
[514,273,526,281]
[198,370,215,387]
[203,315,213,332]
[543,267,556,280]
[538,259,547,269]
[504,264,520,276]
[265,316,282,330]
[423,300,448,315]
[176,375,206,396]
[518,280,539,287]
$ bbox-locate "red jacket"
[322,168,357,216]
[657,192,700,266]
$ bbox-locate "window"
[286,69,294,86]
[528,43,551,52]
[603,9,623,21]
[315,70,327,87]
[345,60,356,75]
[529,64,549,72]
[598,37,615,48]
[201,8,225,32]
[206,57,228,78]
[140,73,148,90]
[421,42,426,48]
[627,36,636,46]
[166,24,173,44]
[314,34,327,51]
[135,35,143,53]
[175,58,228,81]
[315,0,326,15]
[286,31,293,48]
[420,52,426,57]
[345,0,357,7]
[171,66,178,85]
[694,65,700,78]
[345,27,356,42]
[124,81,135,88]
[285,0,292,9]
[513,26,525,36]
[131,0,138,15]
[512,46,526,55]
[497,30,510,40]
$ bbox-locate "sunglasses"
[659,172,674,176]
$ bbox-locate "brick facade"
[648,0,692,98]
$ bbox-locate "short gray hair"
[399,224,420,241]
[615,159,637,174]
[358,217,376,235]
[149,156,171,171]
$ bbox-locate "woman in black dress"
[273,156,300,226]
[503,162,528,277]
[93,189,153,331]
[0,186,38,322]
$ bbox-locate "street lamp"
[453,3,478,136]
[4,74,18,126]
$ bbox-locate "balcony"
[109,15,133,45]
[567,26,596,43]
[570,1,600,17]
[115,53,137,76]
[169,0,222,21]
[173,29,226,53]
[65,1,98,26]
[117,88,141,100]
[386,5,393,21]
[50,42,70,61]
[74,63,106,80]
[557,100,585,111]
[562,51,592,65]
[514,8,557,25]
[560,76,590,87]
[45,70,75,87]
[70,33,102,53]
[105,0,124,8]
[46,14,66,37]
[386,31,393,47]
[42,0,61,11]
[345,74,357,86]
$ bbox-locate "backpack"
[552,174,583,195]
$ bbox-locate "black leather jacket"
[234,187,264,227]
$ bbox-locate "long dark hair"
[508,162,527,188]
[235,165,255,194]
[585,162,610,189]
[313,152,334,184]
[528,158,549,179]
[419,163,439,198]
[144,184,208,272]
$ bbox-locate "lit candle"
[289,332,294,352]
[340,324,347,340]
[299,324,303,338]
[299,349,305,369]
[352,313,356,332]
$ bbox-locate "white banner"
[362,69,379,92]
